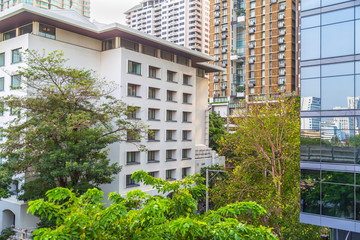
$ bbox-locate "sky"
[90,0,142,25]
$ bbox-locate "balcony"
[248,80,256,88]
[237,16,245,24]
[249,20,256,26]
[278,77,286,85]
[279,44,286,52]
[279,28,286,36]
[214,5,220,10]
[279,60,286,67]
[249,26,256,33]
[278,21,285,28]
[270,0,277,3]
[248,41,256,48]
[214,20,220,25]
[221,48,228,53]
[279,68,286,75]
[221,34,228,39]
[230,54,244,61]
[279,3,286,10]
[214,76,220,83]
[214,12,220,17]
[221,63,228,68]
[248,57,256,63]
[278,12,285,20]
[278,37,285,44]
[222,27,228,32]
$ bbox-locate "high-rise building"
[0,0,90,17]
[125,0,210,54]
[208,0,299,116]
[0,4,222,232]
[300,0,360,238]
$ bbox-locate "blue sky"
[90,0,142,24]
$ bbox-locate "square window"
[126,174,139,188]
[183,74,192,86]
[12,49,21,64]
[128,61,141,75]
[148,129,160,141]
[166,149,176,161]
[126,151,140,164]
[148,108,159,120]
[166,130,176,141]
[148,150,160,162]
[182,167,190,178]
[0,78,4,91]
[149,66,159,78]
[182,149,191,160]
[182,130,191,141]
[148,171,159,178]
[127,106,140,119]
[183,93,192,104]
[39,24,55,39]
[167,70,177,82]
[127,130,140,142]
[167,90,177,102]
[166,110,177,122]
[127,84,139,97]
[0,53,4,66]
[182,112,191,122]
[148,87,160,99]
[11,75,21,89]
[166,169,176,181]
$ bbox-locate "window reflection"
[322,171,354,184]
[322,184,354,219]
[321,62,354,77]
[321,8,354,25]
[301,79,320,111]
[321,21,354,58]
[301,129,320,162]
[301,66,320,79]
[301,27,320,60]
[301,181,320,214]
[301,0,320,11]
[356,20,360,54]
[301,15,320,29]
[322,0,353,7]
[321,76,354,110]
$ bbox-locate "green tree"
[28,170,278,240]
[215,95,322,239]
[0,50,145,201]
[209,112,226,150]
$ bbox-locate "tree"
[27,170,278,240]
[0,50,145,201]
[215,95,322,239]
[209,112,226,150]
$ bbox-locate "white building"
[125,0,210,55]
[0,4,222,231]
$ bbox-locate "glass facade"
[300,0,360,234]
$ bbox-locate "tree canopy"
[209,112,226,150]
[214,95,322,239]
[0,50,145,201]
[28,170,278,240]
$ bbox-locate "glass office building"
[300,0,360,238]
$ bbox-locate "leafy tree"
[209,112,226,150]
[28,170,278,240]
[215,95,322,239]
[0,50,145,201]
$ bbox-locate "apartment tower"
[300,0,360,239]
[125,0,210,54]
[0,0,90,17]
[209,0,298,116]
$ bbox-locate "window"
[183,74,192,86]
[166,110,176,122]
[183,93,192,104]
[121,38,139,52]
[128,61,141,75]
[197,68,205,77]
[3,30,16,40]
[10,107,20,116]
[39,23,55,39]
[148,108,159,120]
[167,90,177,102]
[182,112,191,122]
[127,84,139,97]
[166,169,176,181]
[19,24,33,36]
[126,174,139,188]
[102,38,115,51]
[126,151,140,164]
[166,150,176,161]
[12,49,21,64]
[142,44,157,57]
[148,129,160,141]
[127,130,140,142]
[148,87,159,100]
[160,50,174,62]
[182,130,191,141]
[148,150,159,163]
[0,78,3,92]
[127,106,140,119]
[166,130,176,141]
[148,171,159,178]
[167,70,177,82]
[0,53,4,66]
[11,75,21,89]
[182,149,191,160]
[182,167,190,178]
[149,66,160,78]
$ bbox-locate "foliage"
[0,227,14,240]
[236,85,245,93]
[209,112,226,150]
[0,50,146,201]
[28,171,278,240]
[215,94,322,239]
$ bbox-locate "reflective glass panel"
[354,75,360,109]
[301,66,320,79]
[301,27,320,60]
[322,0,353,7]
[322,171,354,184]
[321,76,354,110]
[301,15,320,29]
[356,20,360,54]
[322,184,354,219]
[301,118,321,130]
[321,62,354,77]
[301,129,321,162]
[356,187,360,220]
[301,169,320,182]
[301,182,320,214]
[301,79,320,111]
[321,8,354,25]
[301,0,320,11]
[356,7,360,19]
[356,62,360,74]
[321,21,354,58]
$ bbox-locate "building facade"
[208,0,299,117]
[300,0,360,238]
[0,4,222,232]
[125,0,210,54]
[0,0,90,17]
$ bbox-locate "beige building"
[0,0,90,17]
[209,0,299,116]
